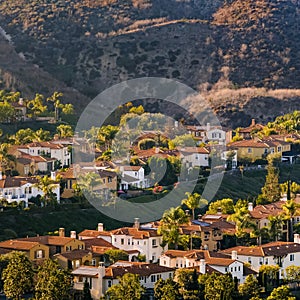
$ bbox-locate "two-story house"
[222,238,300,279]
[72,261,174,300]
[17,141,71,167]
[0,174,60,207]
[0,239,49,262]
[119,166,150,190]
[179,147,210,168]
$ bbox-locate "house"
[237,119,265,140]
[0,239,49,262]
[179,147,210,168]
[18,228,85,256]
[72,264,105,300]
[120,166,150,190]
[103,261,174,291]
[11,98,27,121]
[54,249,95,270]
[0,173,60,207]
[248,201,289,241]
[160,249,255,284]
[14,152,56,175]
[17,141,71,167]
[221,238,300,279]
[185,124,231,145]
[228,139,291,162]
[72,261,174,300]
[179,220,223,251]
[79,220,165,263]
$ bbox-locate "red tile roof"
[0,240,40,250]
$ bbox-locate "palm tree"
[47,92,64,122]
[181,192,208,220]
[35,175,58,206]
[268,214,285,241]
[56,124,74,138]
[27,93,47,119]
[158,207,189,250]
[98,125,119,151]
[282,199,300,241]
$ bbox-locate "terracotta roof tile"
[0,240,40,250]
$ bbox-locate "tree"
[169,134,196,148]
[258,154,281,204]
[83,281,93,300]
[238,274,261,300]
[227,199,256,240]
[154,278,181,300]
[0,101,17,123]
[35,259,72,300]
[203,272,236,300]
[2,251,34,300]
[0,143,16,172]
[285,265,300,285]
[105,273,145,300]
[27,93,47,119]
[175,268,202,299]
[181,192,208,220]
[13,128,35,144]
[104,249,129,265]
[267,214,285,241]
[47,92,64,122]
[129,105,144,115]
[158,206,189,250]
[33,128,51,142]
[267,285,295,300]
[207,198,235,214]
[56,124,74,138]
[282,199,300,242]
[98,125,119,151]
[35,175,58,206]
[259,265,280,292]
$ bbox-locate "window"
[278,146,282,152]
[121,238,124,245]
[169,273,172,278]
[152,239,157,248]
[92,259,96,266]
[66,246,72,251]
[152,255,156,262]
[75,260,80,268]
[238,266,240,271]
[108,177,112,183]
[265,258,268,265]
[290,254,295,261]
[35,250,43,259]
[151,275,155,282]
[248,257,252,264]
[108,280,112,287]
[195,155,198,160]
[248,148,252,153]
[231,267,233,272]
[225,267,228,272]
[157,274,161,280]
[128,239,131,245]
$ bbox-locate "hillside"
[0,0,300,126]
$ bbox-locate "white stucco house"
[17,141,71,167]
[222,237,300,279]
[179,147,210,168]
[0,173,60,207]
[72,261,174,300]
[159,249,255,284]
[119,166,150,190]
[78,220,165,263]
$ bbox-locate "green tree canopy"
[266,285,295,300]
[104,249,129,265]
[2,251,34,300]
[105,273,145,300]
[207,198,235,214]
[34,259,72,300]
[158,206,189,249]
[154,278,181,300]
[238,274,261,300]
[181,192,208,220]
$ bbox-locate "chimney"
[155,147,160,154]
[185,209,190,216]
[248,202,253,212]
[70,231,76,239]
[98,223,104,232]
[50,171,56,181]
[134,218,140,229]
[0,171,2,180]
[251,119,256,126]
[231,250,238,260]
[199,259,206,274]
[59,228,65,237]
[294,234,300,244]
[217,207,222,215]
[206,123,211,131]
